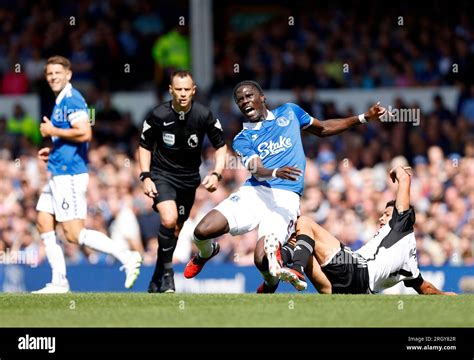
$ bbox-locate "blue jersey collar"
[242,110,275,130]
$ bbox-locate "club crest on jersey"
[258,136,293,160]
[188,134,198,148]
[163,132,175,146]
[276,117,290,127]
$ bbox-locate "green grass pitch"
[0,293,472,327]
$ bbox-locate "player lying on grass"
[258,166,456,295]
[183,80,387,286]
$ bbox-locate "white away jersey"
[356,206,421,293]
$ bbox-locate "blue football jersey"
[47,83,89,176]
[233,103,312,195]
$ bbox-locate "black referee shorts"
[152,179,196,223]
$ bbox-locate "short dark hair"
[170,70,194,84]
[385,200,396,208]
[233,80,264,102]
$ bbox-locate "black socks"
[152,225,176,282]
[292,234,315,275]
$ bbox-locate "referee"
[139,70,227,293]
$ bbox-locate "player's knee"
[194,218,213,240]
[62,226,80,244]
[296,216,312,232]
[160,216,178,229]
[297,216,321,239]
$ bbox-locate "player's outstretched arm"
[304,102,387,137]
[248,157,302,181]
[414,280,456,295]
[390,166,412,212]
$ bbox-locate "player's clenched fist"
[389,165,412,183]
[142,178,158,198]
[40,116,56,137]
[364,102,391,121]
[202,173,219,193]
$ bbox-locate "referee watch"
[139,171,152,182]
[211,172,222,182]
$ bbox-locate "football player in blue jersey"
[183,80,386,289]
[33,56,142,293]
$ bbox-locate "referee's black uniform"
[139,100,225,291]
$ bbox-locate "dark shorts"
[321,245,370,294]
[152,178,196,223]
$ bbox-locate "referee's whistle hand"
[202,175,218,193]
[143,178,158,198]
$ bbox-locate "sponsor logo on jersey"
[215,119,223,131]
[163,132,175,146]
[188,134,198,148]
[251,134,258,140]
[276,116,290,127]
[257,136,293,160]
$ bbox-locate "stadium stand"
[0,0,473,273]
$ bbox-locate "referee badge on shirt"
[163,132,175,146]
[188,134,198,148]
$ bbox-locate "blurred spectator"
[6,103,41,146]
[1,66,29,94]
[151,26,190,93]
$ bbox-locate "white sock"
[194,235,213,258]
[41,231,67,285]
[78,229,130,264]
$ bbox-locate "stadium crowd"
[0,0,473,269]
[1,91,473,268]
[0,1,473,95]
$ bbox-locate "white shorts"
[36,173,89,222]
[214,185,300,245]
